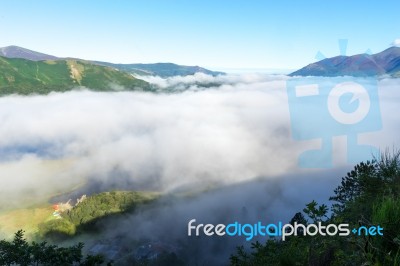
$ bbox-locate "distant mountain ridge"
[93,62,224,78]
[0,45,223,77]
[290,46,400,77]
[0,45,59,61]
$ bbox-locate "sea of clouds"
[0,74,399,205]
[0,73,399,263]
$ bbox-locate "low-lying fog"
[0,73,399,264]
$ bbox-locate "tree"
[303,200,328,223]
[0,230,108,266]
[38,219,76,240]
[329,160,377,217]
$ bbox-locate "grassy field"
[0,206,54,239]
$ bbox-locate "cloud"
[0,74,297,208]
[1,74,399,209]
[137,72,289,91]
[1,74,400,263]
[392,38,400,47]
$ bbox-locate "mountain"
[0,56,152,95]
[290,46,400,77]
[0,46,224,77]
[94,62,224,77]
[0,45,59,61]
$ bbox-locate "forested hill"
[0,56,153,95]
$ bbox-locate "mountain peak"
[0,45,59,61]
[290,46,400,77]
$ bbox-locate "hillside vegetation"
[63,191,159,226]
[231,151,400,266]
[0,230,106,265]
[38,191,159,238]
[0,191,159,241]
[0,57,153,95]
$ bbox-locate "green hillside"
[0,191,159,240]
[38,191,159,238]
[0,56,153,95]
[62,191,159,227]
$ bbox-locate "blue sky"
[0,0,398,70]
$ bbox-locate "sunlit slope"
[0,191,160,239]
[0,57,152,95]
[0,206,53,239]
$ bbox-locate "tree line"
[231,151,400,266]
